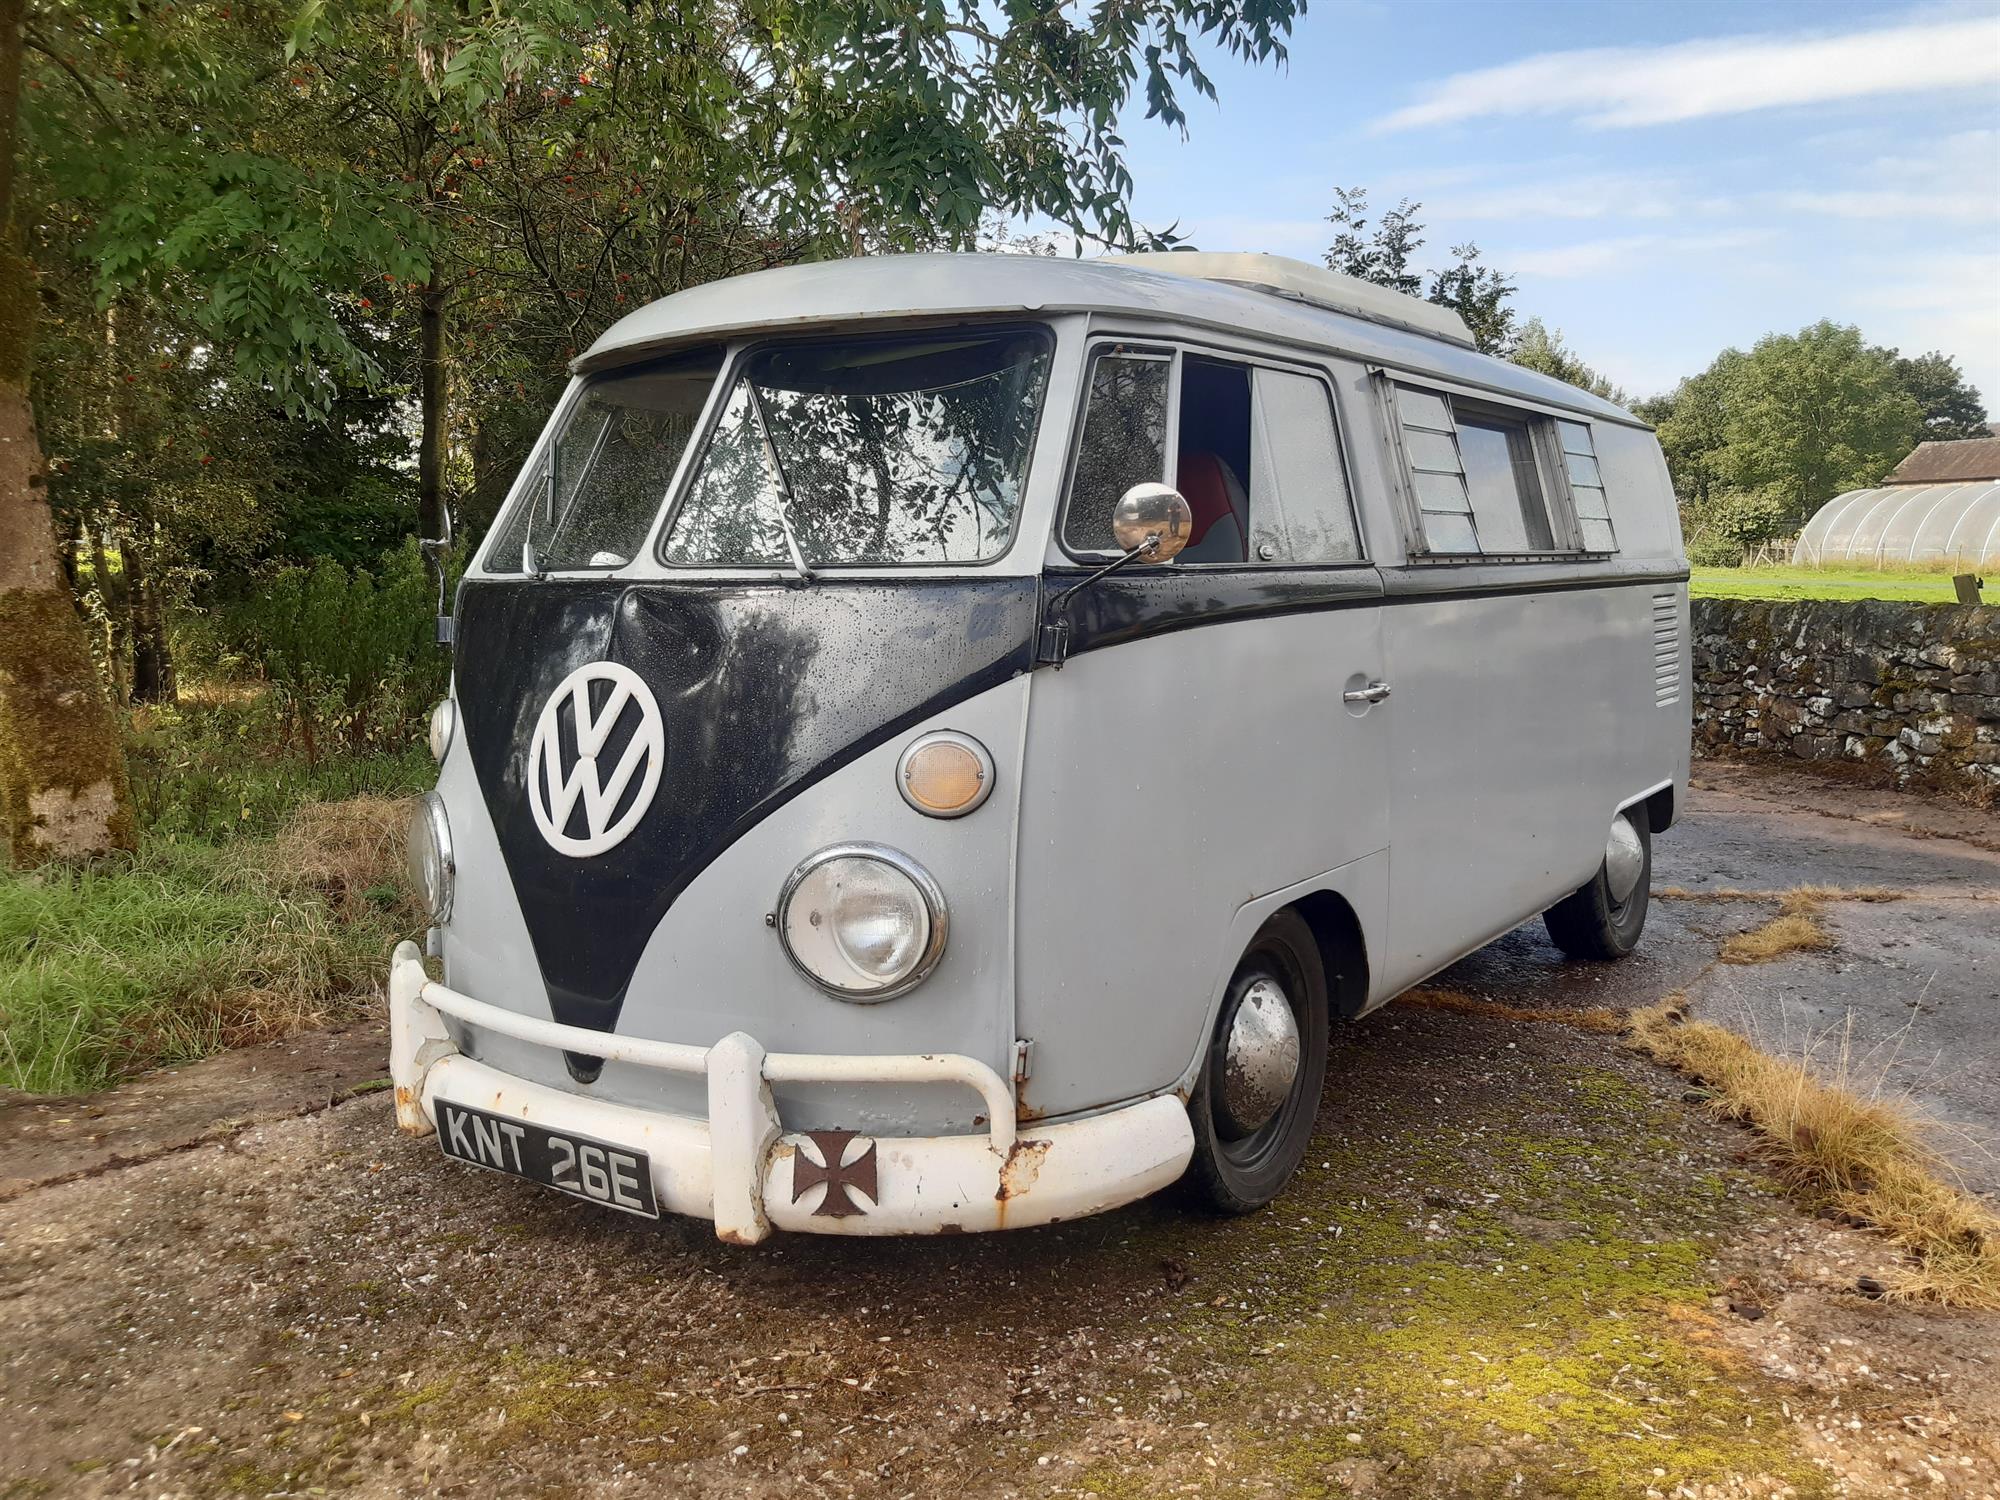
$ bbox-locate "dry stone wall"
[1691,598,2000,801]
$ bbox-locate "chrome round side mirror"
[1112,482,1193,562]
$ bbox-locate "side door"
[1013,338,1391,1122]
[1370,373,1616,993]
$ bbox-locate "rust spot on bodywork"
[995,1139,1050,1203]
[934,1222,968,1235]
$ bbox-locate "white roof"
[574,253,1635,424]
[1100,252,1474,346]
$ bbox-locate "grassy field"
[1691,566,1982,603]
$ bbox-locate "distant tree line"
[1325,187,1988,565]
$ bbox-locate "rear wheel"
[1184,909,1330,1214]
[1543,810,1651,960]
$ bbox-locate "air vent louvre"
[1651,592,1681,707]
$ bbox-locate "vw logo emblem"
[527,662,664,857]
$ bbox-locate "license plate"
[435,1099,659,1218]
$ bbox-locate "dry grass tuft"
[1630,1000,2000,1309]
[1655,884,1906,908]
[1657,884,1905,965]
[264,795,416,922]
[1718,911,1835,965]
[1397,987,1627,1034]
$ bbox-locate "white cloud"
[1375,14,2000,133]
[1777,128,2000,221]
[1777,187,1999,222]
[1499,230,1770,279]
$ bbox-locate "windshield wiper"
[743,382,815,585]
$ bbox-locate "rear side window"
[1380,375,1616,558]
[1063,346,1361,564]
[1455,409,1555,552]
[1560,420,1615,552]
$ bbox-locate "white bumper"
[388,942,1193,1241]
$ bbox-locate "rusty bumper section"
[388,942,1194,1241]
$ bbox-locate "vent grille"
[1651,592,1681,707]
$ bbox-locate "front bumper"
[387,942,1193,1241]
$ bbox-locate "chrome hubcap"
[1604,814,1645,904]
[1219,977,1301,1135]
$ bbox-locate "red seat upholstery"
[1177,451,1246,560]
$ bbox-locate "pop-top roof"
[1102,252,1476,347]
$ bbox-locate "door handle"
[1343,681,1393,705]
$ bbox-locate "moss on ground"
[1075,1064,1824,1498]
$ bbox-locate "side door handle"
[1343,681,1393,705]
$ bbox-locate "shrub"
[124,688,433,844]
[217,542,455,763]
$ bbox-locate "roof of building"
[573,252,1637,425]
[1884,437,2000,485]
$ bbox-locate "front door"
[1013,341,1392,1121]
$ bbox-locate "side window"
[1248,368,1362,563]
[1062,350,1171,552]
[1455,407,1555,552]
[1383,377,1616,558]
[1064,346,1362,564]
[1560,421,1616,552]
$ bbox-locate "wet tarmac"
[1433,767,2000,1198]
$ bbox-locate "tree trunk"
[125,532,173,706]
[0,0,137,865]
[88,523,128,704]
[417,275,448,540]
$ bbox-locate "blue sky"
[1097,0,2000,407]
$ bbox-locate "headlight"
[896,730,994,817]
[407,791,455,924]
[428,699,456,763]
[777,844,947,1002]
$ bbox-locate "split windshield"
[663,329,1051,567]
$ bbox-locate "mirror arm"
[1038,533,1161,669]
[420,537,455,648]
[420,497,456,649]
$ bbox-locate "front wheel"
[1184,909,1330,1214]
[1543,810,1651,960]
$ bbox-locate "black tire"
[1543,811,1651,960]
[1184,909,1331,1215]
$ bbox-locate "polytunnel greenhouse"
[1792,481,2000,570]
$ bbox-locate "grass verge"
[1690,566,1980,604]
[0,797,416,1094]
[1630,1000,2000,1309]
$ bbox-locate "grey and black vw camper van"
[390,252,1690,1241]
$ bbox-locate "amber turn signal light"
[895,731,994,818]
